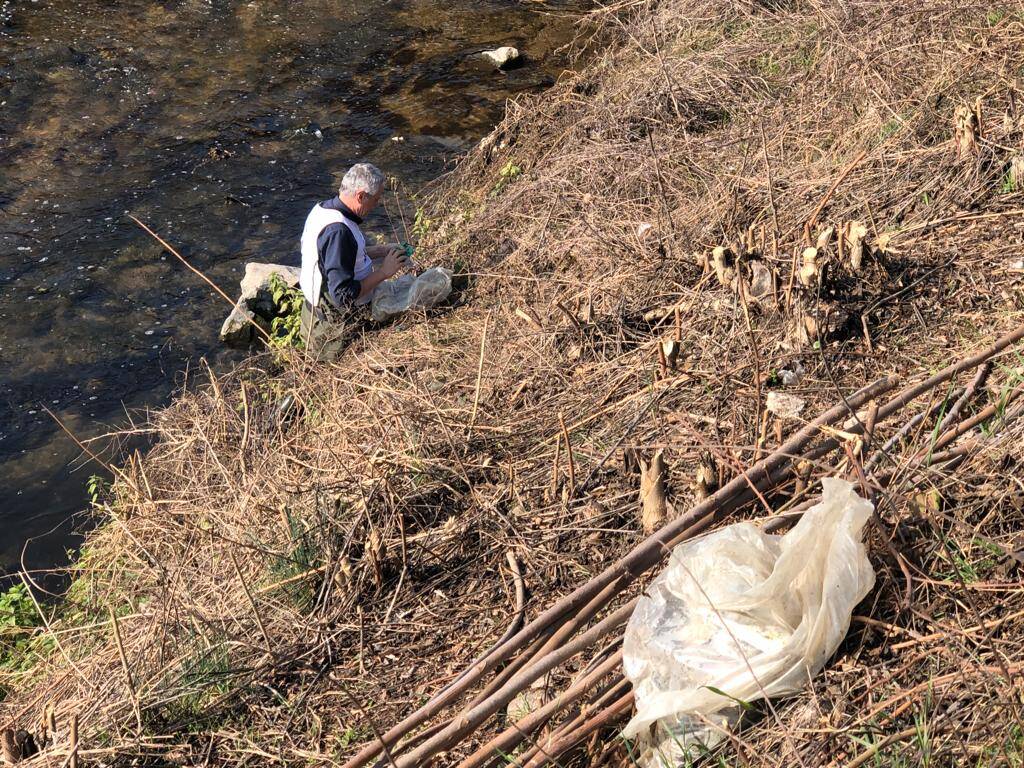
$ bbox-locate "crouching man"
[299,162,409,359]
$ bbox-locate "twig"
[806,149,869,231]
[559,413,577,496]
[108,607,143,733]
[468,314,490,437]
[128,214,270,342]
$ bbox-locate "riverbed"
[0,0,582,580]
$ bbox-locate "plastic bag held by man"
[371,266,453,322]
[622,478,875,764]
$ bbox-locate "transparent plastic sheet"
[622,478,875,766]
[371,267,453,322]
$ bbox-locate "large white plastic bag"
[622,478,875,764]
[371,267,453,322]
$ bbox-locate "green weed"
[879,119,902,142]
[794,36,820,72]
[935,536,999,583]
[268,273,304,349]
[756,52,781,77]
[491,161,523,197]
[86,473,109,506]
[163,641,235,725]
[986,8,1007,25]
[0,583,52,681]
[264,508,321,610]
[337,725,371,749]
[412,207,433,241]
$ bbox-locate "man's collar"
[323,196,363,225]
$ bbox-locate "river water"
[0,0,581,580]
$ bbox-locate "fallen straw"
[345,322,1024,768]
[344,376,896,768]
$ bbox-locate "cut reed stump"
[341,321,1024,768]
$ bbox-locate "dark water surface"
[0,0,581,578]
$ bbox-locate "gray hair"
[340,163,385,197]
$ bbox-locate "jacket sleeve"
[317,224,361,308]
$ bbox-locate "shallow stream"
[0,0,582,579]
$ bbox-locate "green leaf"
[702,685,755,711]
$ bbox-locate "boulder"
[481,46,522,70]
[220,302,257,347]
[219,262,300,348]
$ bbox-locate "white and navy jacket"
[299,197,373,309]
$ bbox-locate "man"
[299,162,408,358]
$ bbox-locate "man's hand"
[381,247,409,278]
[367,243,402,259]
[357,248,409,301]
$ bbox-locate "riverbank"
[5,0,1024,766]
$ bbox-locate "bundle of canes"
[343,323,1024,768]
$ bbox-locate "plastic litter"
[371,266,454,322]
[779,361,805,386]
[765,391,805,419]
[622,477,875,765]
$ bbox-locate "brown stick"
[468,315,490,437]
[865,389,953,470]
[456,650,624,768]
[342,376,895,768]
[550,430,562,495]
[229,549,273,652]
[806,149,869,231]
[69,715,78,768]
[525,690,635,767]
[128,215,271,342]
[109,607,142,733]
[936,362,991,434]
[559,413,577,497]
[518,676,632,767]
[350,323,1024,768]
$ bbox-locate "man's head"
[339,162,386,218]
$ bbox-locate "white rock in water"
[481,46,521,69]
[239,262,300,298]
[220,262,301,348]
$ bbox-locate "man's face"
[354,189,382,217]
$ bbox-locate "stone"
[220,301,257,347]
[239,262,300,319]
[481,46,522,70]
[219,262,300,348]
[505,677,548,723]
[766,391,806,419]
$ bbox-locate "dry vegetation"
[6,0,1024,766]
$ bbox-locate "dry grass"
[5,0,1024,766]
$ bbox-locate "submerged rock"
[481,46,522,70]
[219,262,300,347]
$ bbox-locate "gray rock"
[220,301,256,347]
[220,262,301,348]
[240,262,300,297]
[241,262,300,319]
[481,46,522,70]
